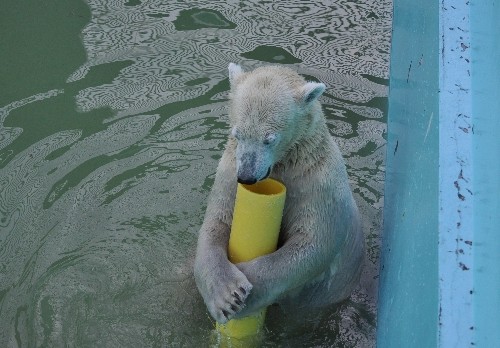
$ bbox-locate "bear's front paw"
[206,264,253,323]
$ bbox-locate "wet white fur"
[194,63,364,323]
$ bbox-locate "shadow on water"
[0,0,391,346]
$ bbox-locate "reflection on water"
[0,0,391,346]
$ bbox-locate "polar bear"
[194,63,364,324]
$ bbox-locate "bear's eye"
[263,133,277,145]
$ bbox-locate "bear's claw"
[208,272,252,323]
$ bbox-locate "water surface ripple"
[0,0,391,346]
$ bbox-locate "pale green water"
[0,1,391,346]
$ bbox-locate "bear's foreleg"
[194,219,253,323]
[232,220,337,318]
[194,146,255,323]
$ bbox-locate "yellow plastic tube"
[216,178,286,339]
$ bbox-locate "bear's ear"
[300,82,326,104]
[228,63,244,86]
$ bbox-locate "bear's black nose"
[237,176,257,185]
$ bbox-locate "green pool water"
[0,1,391,346]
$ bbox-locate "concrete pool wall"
[378,0,500,347]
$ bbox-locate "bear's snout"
[237,166,271,185]
[236,152,272,184]
[237,152,257,184]
[237,176,257,185]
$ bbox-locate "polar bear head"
[227,63,326,184]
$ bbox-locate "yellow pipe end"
[216,178,286,339]
[215,308,266,339]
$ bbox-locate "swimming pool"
[0,1,391,346]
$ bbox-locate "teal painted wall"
[379,1,500,347]
[377,1,439,347]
